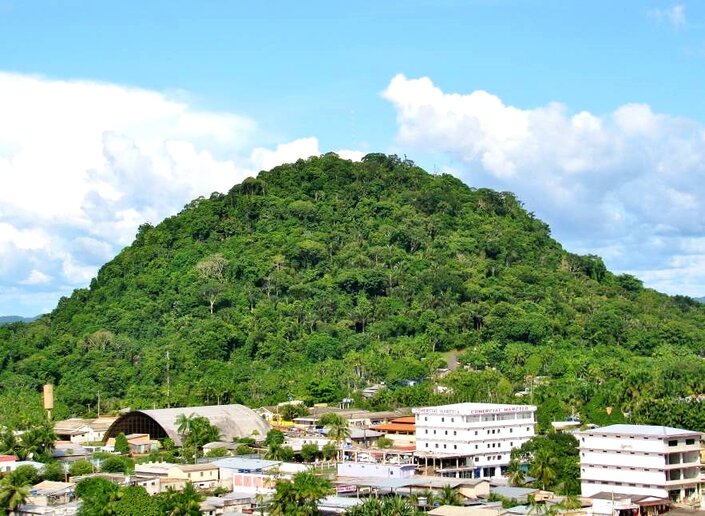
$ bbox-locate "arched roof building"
[104,404,270,446]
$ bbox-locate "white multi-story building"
[578,424,704,503]
[413,403,536,479]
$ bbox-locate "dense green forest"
[2,153,705,430]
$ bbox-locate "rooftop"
[210,457,281,472]
[335,475,489,491]
[371,422,416,433]
[30,480,74,495]
[490,486,540,499]
[175,463,219,472]
[584,424,702,437]
[413,403,536,415]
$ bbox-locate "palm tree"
[345,496,420,515]
[0,477,31,514]
[436,485,462,506]
[175,413,195,440]
[559,495,582,510]
[0,429,23,460]
[186,416,220,457]
[529,448,557,490]
[380,496,419,515]
[158,483,202,515]
[324,416,351,460]
[20,423,56,460]
[506,458,526,487]
[269,471,332,515]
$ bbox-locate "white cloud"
[648,4,686,29]
[336,149,366,162]
[250,137,321,172]
[383,74,705,296]
[20,270,51,286]
[0,72,357,316]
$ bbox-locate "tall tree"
[269,471,332,516]
[195,253,229,314]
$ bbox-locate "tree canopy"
[0,153,704,431]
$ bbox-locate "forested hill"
[2,153,705,430]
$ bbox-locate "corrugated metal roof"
[371,422,415,433]
[108,404,271,446]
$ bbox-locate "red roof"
[391,416,416,424]
[371,423,415,433]
[0,455,17,462]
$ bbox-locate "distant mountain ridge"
[0,315,38,325]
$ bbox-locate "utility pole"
[166,350,171,408]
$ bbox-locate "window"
[443,444,447,449]
[435,444,439,448]
[425,417,428,421]
[451,418,454,422]
[474,457,479,462]
[510,428,513,433]
[454,445,457,450]
[425,443,429,448]
[425,430,428,434]
[453,431,457,436]
[669,440,678,447]
[445,430,448,435]
[475,445,478,449]
[442,417,445,422]
[686,438,695,445]
[475,431,478,435]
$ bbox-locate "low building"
[413,403,537,479]
[134,461,220,490]
[211,457,281,493]
[0,454,16,473]
[292,408,408,431]
[337,461,416,479]
[168,463,220,490]
[589,492,671,516]
[371,416,416,447]
[26,480,75,507]
[54,417,118,444]
[104,433,159,454]
[577,424,704,503]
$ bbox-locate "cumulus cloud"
[20,270,51,286]
[648,4,686,29]
[383,74,705,296]
[0,72,339,315]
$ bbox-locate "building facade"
[413,403,536,479]
[578,424,704,503]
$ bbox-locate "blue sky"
[1,0,704,315]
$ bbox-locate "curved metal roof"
[104,404,271,446]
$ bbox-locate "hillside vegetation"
[2,153,705,430]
